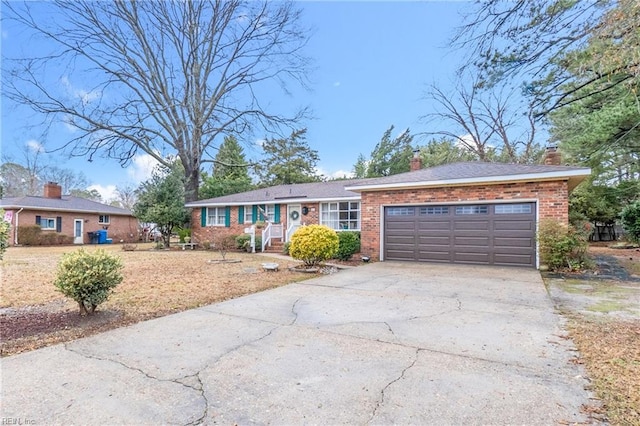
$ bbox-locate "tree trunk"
[78,301,88,316]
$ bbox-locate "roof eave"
[0,205,134,216]
[185,195,361,208]
[345,169,592,192]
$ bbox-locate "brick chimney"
[44,182,62,199]
[410,149,422,171]
[543,145,562,165]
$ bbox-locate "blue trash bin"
[96,230,108,244]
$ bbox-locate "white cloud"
[61,115,78,133]
[333,81,341,87]
[315,167,354,180]
[89,184,117,202]
[126,153,160,183]
[60,75,101,106]
[255,138,267,148]
[26,139,45,153]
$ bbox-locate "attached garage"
[384,202,536,267]
[345,159,592,269]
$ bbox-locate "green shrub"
[283,241,291,255]
[537,219,591,271]
[176,227,191,243]
[621,201,640,244]
[335,231,360,260]
[289,225,339,267]
[235,234,262,252]
[53,249,124,315]
[0,210,8,260]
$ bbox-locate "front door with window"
[74,219,84,244]
[286,204,302,241]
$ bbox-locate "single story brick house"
[186,152,590,268]
[1,182,138,246]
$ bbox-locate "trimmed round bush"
[289,225,339,267]
[54,249,124,315]
[335,231,360,261]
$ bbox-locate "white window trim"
[207,207,226,227]
[320,201,360,231]
[40,217,56,230]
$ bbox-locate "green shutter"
[225,206,231,227]
[252,205,258,224]
[35,215,41,225]
[260,204,266,221]
[238,206,244,224]
[274,204,280,223]
[201,207,207,227]
[56,217,62,232]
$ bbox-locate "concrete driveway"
[1,262,594,425]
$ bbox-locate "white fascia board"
[185,196,362,208]
[344,169,591,192]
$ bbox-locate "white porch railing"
[286,223,301,242]
[261,222,283,252]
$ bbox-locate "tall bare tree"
[422,77,543,164]
[3,1,311,202]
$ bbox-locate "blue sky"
[1,1,469,200]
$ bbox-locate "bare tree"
[113,185,138,211]
[452,0,637,117]
[422,77,542,164]
[3,1,311,202]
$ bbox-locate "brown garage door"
[384,203,536,267]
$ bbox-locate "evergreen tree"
[257,129,321,186]
[200,136,254,198]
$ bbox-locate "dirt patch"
[1,244,336,356]
[544,244,640,425]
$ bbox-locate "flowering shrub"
[54,249,124,315]
[289,225,339,267]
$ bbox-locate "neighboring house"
[186,148,591,268]
[1,182,138,246]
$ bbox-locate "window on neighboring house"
[321,202,360,230]
[99,215,110,224]
[39,217,56,230]
[207,207,226,226]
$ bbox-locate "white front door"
[286,204,302,241]
[74,219,84,244]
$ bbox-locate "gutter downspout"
[14,208,24,245]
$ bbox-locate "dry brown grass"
[567,316,640,425]
[1,244,312,356]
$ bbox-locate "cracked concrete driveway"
[1,262,594,425]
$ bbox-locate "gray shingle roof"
[185,162,591,207]
[345,162,591,191]
[0,195,134,216]
[185,179,370,207]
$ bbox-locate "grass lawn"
[1,244,313,356]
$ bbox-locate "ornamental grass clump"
[289,225,339,268]
[54,249,124,315]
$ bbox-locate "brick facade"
[5,209,139,246]
[359,180,569,261]
[191,202,322,245]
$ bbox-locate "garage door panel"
[417,251,451,262]
[494,237,534,248]
[418,236,451,245]
[384,203,536,267]
[454,220,489,231]
[454,252,490,263]
[418,220,451,230]
[494,220,534,231]
[494,254,534,266]
[454,237,490,246]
